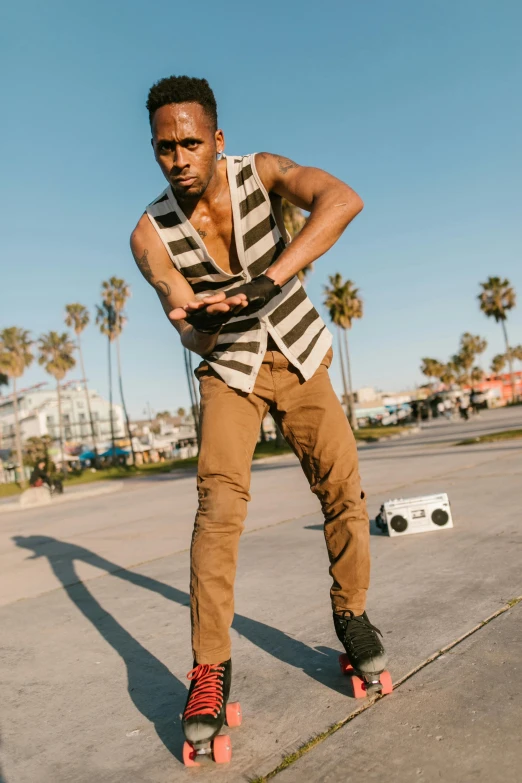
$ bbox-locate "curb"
[0,481,124,515]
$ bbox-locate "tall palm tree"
[64,303,98,458]
[478,277,517,401]
[281,199,313,283]
[95,301,117,460]
[323,274,363,430]
[100,278,135,464]
[38,331,76,476]
[183,347,200,442]
[0,328,34,486]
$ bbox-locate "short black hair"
[146,75,218,129]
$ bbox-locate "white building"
[0,384,125,450]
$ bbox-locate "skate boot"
[181,659,242,766]
[334,610,392,697]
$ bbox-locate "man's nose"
[173,146,189,169]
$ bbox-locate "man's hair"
[146,75,218,129]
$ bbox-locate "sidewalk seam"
[248,595,522,783]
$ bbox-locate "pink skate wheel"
[351,675,367,699]
[212,734,232,764]
[226,701,242,727]
[379,670,393,695]
[182,741,199,767]
[339,653,353,674]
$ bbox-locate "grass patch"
[0,426,415,499]
[0,483,24,499]
[354,425,411,442]
[455,428,522,446]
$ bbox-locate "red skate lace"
[184,664,224,719]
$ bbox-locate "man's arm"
[130,214,246,356]
[254,153,364,287]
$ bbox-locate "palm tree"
[183,348,200,442]
[95,301,117,460]
[438,363,457,387]
[478,277,517,401]
[454,333,487,386]
[100,278,135,464]
[323,274,363,430]
[281,199,313,283]
[510,345,522,364]
[420,358,445,386]
[0,328,34,486]
[490,354,507,376]
[64,303,98,458]
[38,331,76,476]
[470,366,485,384]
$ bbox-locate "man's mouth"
[173,176,197,188]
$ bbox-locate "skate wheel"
[182,741,200,767]
[379,670,393,695]
[212,734,232,764]
[339,653,354,675]
[351,675,367,699]
[226,701,242,727]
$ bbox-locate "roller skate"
[181,659,242,766]
[334,610,392,698]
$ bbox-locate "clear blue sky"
[1,0,521,417]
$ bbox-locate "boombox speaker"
[375,493,453,537]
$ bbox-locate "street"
[1,407,521,782]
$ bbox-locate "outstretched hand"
[169,292,248,323]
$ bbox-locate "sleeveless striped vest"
[146,154,332,393]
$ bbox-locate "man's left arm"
[254,153,363,287]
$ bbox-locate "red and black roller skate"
[181,659,242,766]
[334,610,392,698]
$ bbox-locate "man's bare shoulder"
[255,151,301,172]
[130,212,160,252]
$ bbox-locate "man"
[29,460,63,494]
[131,75,387,751]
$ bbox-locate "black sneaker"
[334,611,388,675]
[182,660,231,745]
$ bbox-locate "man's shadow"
[13,535,345,761]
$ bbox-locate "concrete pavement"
[0,407,521,781]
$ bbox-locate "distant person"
[29,460,63,494]
[437,400,445,418]
[131,75,388,754]
[444,398,454,420]
[459,396,470,420]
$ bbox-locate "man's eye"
[158,145,170,154]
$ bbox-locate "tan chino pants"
[191,346,370,664]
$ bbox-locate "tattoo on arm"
[196,228,207,238]
[277,156,300,175]
[134,248,153,283]
[155,280,171,297]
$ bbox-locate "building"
[0,383,126,452]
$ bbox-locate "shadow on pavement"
[304,521,386,537]
[12,535,353,762]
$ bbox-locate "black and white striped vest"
[146,154,332,393]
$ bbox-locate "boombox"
[375,493,453,537]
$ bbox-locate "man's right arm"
[130,214,220,356]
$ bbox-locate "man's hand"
[169,291,249,334]
[170,275,282,334]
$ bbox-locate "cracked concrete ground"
[0,407,520,782]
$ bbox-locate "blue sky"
[1,0,521,416]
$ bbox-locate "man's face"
[151,102,224,200]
